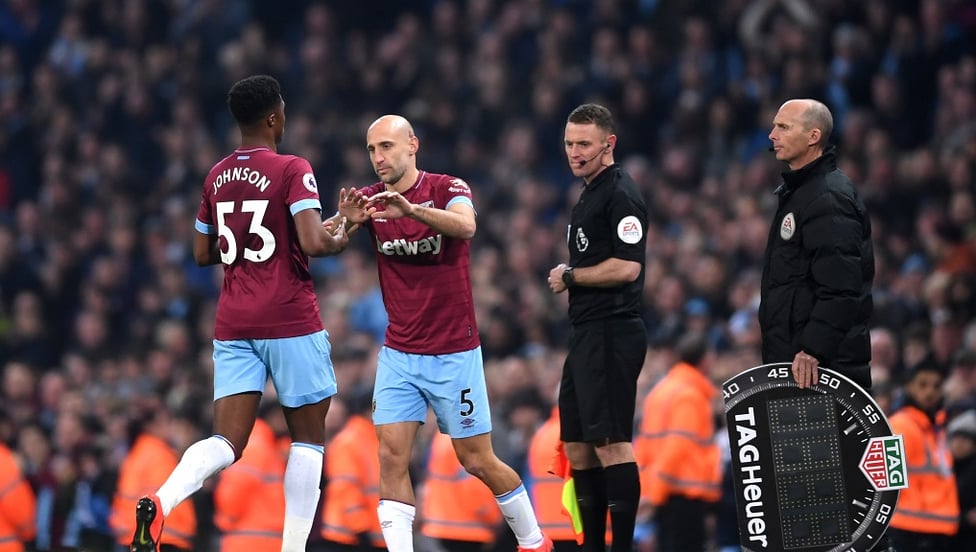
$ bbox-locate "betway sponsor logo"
[734,406,768,549]
[376,234,443,256]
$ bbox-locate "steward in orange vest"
[214,414,285,552]
[110,406,196,551]
[319,390,384,551]
[528,407,577,548]
[420,432,502,551]
[0,442,36,552]
[634,333,721,552]
[889,360,959,552]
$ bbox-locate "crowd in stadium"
[1,0,975,550]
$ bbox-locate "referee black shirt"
[567,164,647,324]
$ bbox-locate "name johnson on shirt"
[376,234,443,256]
[212,167,272,194]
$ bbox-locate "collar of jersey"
[390,170,426,195]
[582,164,617,191]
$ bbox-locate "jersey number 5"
[460,388,474,417]
[215,200,276,264]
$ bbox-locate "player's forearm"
[326,212,361,235]
[194,239,222,266]
[316,231,348,256]
[408,205,475,239]
[297,209,349,256]
[297,228,342,257]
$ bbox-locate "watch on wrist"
[562,266,576,287]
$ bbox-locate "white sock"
[281,443,324,552]
[497,483,544,548]
[377,499,416,552]
[157,435,235,516]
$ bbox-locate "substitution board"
[723,363,907,551]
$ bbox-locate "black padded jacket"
[758,147,875,389]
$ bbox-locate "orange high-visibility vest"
[321,415,384,547]
[214,419,285,552]
[420,432,501,543]
[889,405,959,535]
[0,445,36,552]
[529,408,576,542]
[635,362,722,506]
[110,434,196,550]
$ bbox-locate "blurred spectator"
[213,402,285,552]
[931,219,976,276]
[525,406,577,551]
[317,387,384,552]
[419,432,503,552]
[635,332,721,552]
[0,426,36,552]
[948,409,976,550]
[888,359,959,551]
[946,348,976,408]
[0,1,973,549]
[869,326,902,383]
[497,386,549,477]
[109,402,196,551]
[63,443,116,551]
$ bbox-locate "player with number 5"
[335,114,552,552]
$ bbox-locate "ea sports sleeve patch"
[617,215,643,244]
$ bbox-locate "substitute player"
[342,114,551,552]
[130,74,356,552]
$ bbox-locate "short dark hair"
[227,75,282,126]
[567,103,615,133]
[677,331,709,366]
[904,354,946,384]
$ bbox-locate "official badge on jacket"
[780,212,796,240]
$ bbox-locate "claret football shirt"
[361,171,479,354]
[196,147,324,340]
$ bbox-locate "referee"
[548,103,648,552]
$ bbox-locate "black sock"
[604,462,640,552]
[572,467,607,552]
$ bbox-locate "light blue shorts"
[373,346,492,437]
[213,330,337,408]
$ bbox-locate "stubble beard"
[379,165,405,186]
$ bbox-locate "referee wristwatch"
[562,266,576,287]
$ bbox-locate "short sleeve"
[437,176,475,212]
[195,185,215,235]
[284,157,322,216]
[608,184,646,262]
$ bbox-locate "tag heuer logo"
[859,435,908,490]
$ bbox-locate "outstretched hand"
[338,187,374,224]
[367,190,413,219]
[326,216,349,253]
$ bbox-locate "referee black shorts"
[559,316,647,443]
